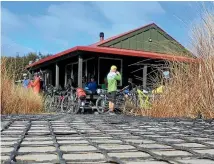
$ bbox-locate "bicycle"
[44,86,65,113]
[61,87,89,114]
[96,89,125,114]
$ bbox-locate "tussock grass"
[1,57,43,114]
[124,6,214,119]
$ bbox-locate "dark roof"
[27,23,196,68]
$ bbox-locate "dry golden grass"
[1,57,44,114]
[125,6,214,119]
[149,57,214,119]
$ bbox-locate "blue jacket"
[23,79,30,88]
[86,81,97,93]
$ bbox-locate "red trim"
[26,46,78,68]
[79,46,196,63]
[27,46,197,68]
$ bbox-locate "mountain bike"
[96,89,125,114]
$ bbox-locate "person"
[85,77,97,101]
[86,77,97,94]
[29,72,41,94]
[122,78,136,98]
[107,65,121,114]
[101,77,108,90]
[22,73,30,89]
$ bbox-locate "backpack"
[76,88,86,100]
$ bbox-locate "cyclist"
[86,76,97,94]
[107,65,121,115]
[101,77,108,90]
[122,78,136,98]
[22,73,30,89]
[85,76,97,101]
[29,72,41,94]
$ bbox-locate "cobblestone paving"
[1,114,214,164]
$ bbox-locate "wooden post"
[78,54,83,88]
[55,63,59,88]
[143,65,148,89]
[29,71,33,80]
[44,73,47,86]
[64,66,67,88]
[85,61,88,79]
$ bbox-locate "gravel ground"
[1,113,214,164]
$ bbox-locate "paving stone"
[139,144,172,149]
[177,159,214,164]
[99,144,135,150]
[8,126,25,129]
[21,140,54,145]
[24,136,52,140]
[87,136,113,139]
[1,137,19,141]
[16,154,57,162]
[60,145,97,151]
[153,150,192,156]
[63,153,105,160]
[1,147,14,153]
[1,156,10,161]
[124,161,169,164]
[2,130,23,134]
[205,141,214,145]
[104,129,124,132]
[56,136,83,140]
[91,139,122,144]
[53,130,77,133]
[108,151,150,158]
[193,149,214,155]
[19,146,55,153]
[157,138,184,143]
[28,130,50,133]
[58,140,89,144]
[175,143,206,148]
[187,137,213,141]
[30,127,49,130]
[1,141,17,146]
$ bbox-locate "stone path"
[1,114,214,164]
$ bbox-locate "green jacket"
[107,71,121,92]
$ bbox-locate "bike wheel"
[115,96,125,112]
[61,96,68,113]
[96,97,109,114]
[66,95,80,114]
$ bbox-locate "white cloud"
[32,2,165,39]
[1,2,165,56]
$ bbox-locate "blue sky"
[1,1,212,56]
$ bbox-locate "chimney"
[99,32,104,41]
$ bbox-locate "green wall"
[100,25,191,57]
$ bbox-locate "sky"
[1,1,212,56]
